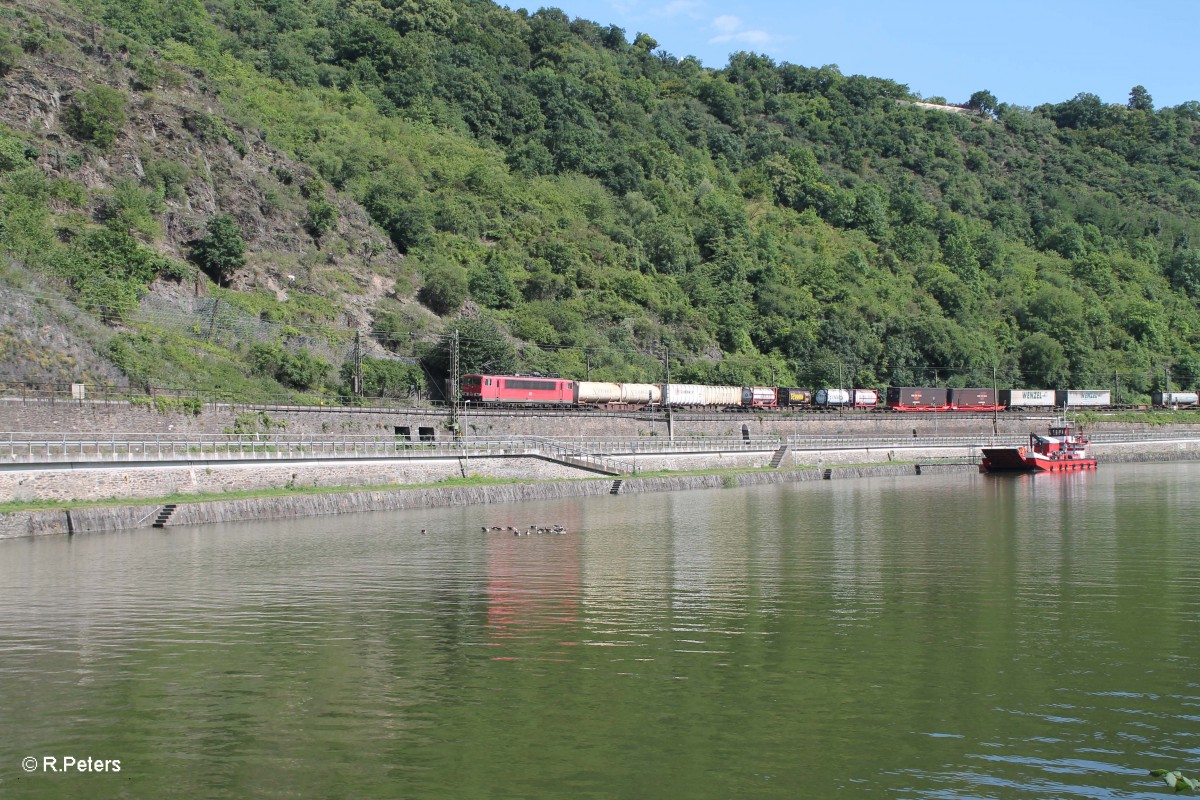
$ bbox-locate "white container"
[1002,389,1056,408]
[664,384,741,407]
[1057,389,1111,407]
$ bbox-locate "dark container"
[778,387,813,407]
[885,386,948,408]
[948,387,997,408]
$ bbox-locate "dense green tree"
[417,258,468,315]
[189,214,246,286]
[967,89,997,116]
[1019,332,1071,387]
[468,261,520,309]
[1128,85,1154,113]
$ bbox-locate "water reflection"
[485,523,581,663]
[1,464,1199,798]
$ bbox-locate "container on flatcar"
[576,382,622,405]
[664,383,704,406]
[663,384,742,407]
[1152,391,1200,407]
[704,385,744,407]
[999,389,1055,409]
[948,387,999,410]
[741,386,778,408]
[576,382,661,406]
[815,388,850,406]
[619,383,662,405]
[1057,389,1111,408]
[885,386,949,410]
[853,389,880,408]
[777,388,813,407]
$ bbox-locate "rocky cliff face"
[0,0,413,383]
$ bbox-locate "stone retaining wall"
[2,437,1196,507]
[6,441,1200,541]
[6,396,1155,440]
[0,462,956,539]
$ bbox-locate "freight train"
[459,374,1174,412]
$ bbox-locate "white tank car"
[1153,391,1200,406]
[853,389,879,407]
[815,388,851,406]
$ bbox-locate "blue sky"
[525,0,1198,109]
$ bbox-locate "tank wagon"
[1151,391,1200,407]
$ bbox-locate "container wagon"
[999,389,1056,410]
[815,388,850,407]
[948,387,1001,411]
[664,384,742,408]
[777,388,813,408]
[1057,389,1111,408]
[742,387,779,408]
[575,382,662,406]
[818,389,878,408]
[885,386,949,411]
[852,389,880,408]
[1152,391,1200,407]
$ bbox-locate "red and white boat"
[980,420,1098,473]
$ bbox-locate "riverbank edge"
[1,462,959,538]
[0,447,1192,539]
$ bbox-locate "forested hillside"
[2,0,1200,401]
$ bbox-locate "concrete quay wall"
[0,440,986,505]
[2,436,1195,507]
[4,440,1200,540]
[0,455,585,503]
[0,462,949,540]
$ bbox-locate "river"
[2,463,1199,798]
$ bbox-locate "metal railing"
[0,432,536,461]
[0,432,637,474]
[2,429,1197,467]
[532,439,636,475]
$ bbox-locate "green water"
[2,463,1199,798]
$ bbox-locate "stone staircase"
[769,445,789,469]
[152,504,178,528]
[610,479,624,495]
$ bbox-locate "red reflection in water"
[485,514,582,662]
